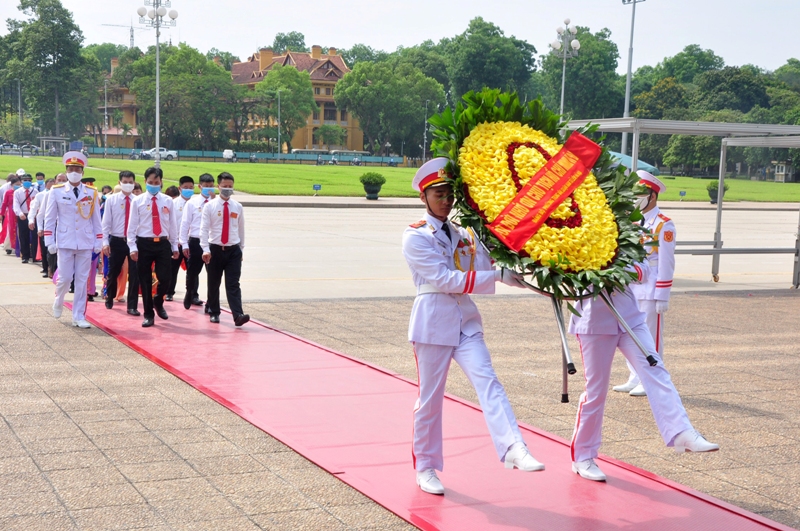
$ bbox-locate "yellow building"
[95,58,142,149]
[231,46,363,152]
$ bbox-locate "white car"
[143,147,178,161]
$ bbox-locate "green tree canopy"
[84,43,128,73]
[633,77,689,119]
[205,48,240,71]
[339,44,389,67]
[253,64,318,152]
[774,58,800,93]
[693,66,770,114]
[270,31,308,54]
[653,44,725,84]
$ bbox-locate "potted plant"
[706,180,729,204]
[360,172,386,200]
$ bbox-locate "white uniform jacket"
[629,207,675,302]
[28,190,46,224]
[43,183,102,251]
[12,186,38,217]
[403,213,496,347]
[34,190,49,229]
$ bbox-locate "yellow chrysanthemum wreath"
[459,122,619,272]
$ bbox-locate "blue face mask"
[22,181,32,189]
[181,188,194,199]
[200,187,213,197]
[12,184,21,190]
[145,184,161,195]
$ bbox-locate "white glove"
[655,300,669,314]
[48,245,58,255]
[93,245,102,254]
[495,268,524,288]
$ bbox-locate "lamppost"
[276,89,285,162]
[385,141,391,157]
[621,0,645,156]
[136,1,178,169]
[104,79,109,158]
[16,79,21,134]
[548,18,581,116]
[422,99,429,163]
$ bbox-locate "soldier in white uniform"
[568,278,718,481]
[403,158,545,496]
[614,172,676,397]
[44,152,103,329]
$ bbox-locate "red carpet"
[80,302,794,531]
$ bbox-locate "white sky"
[2,0,798,74]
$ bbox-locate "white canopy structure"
[566,118,800,287]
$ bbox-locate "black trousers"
[136,238,171,319]
[39,233,48,272]
[17,217,36,261]
[206,244,243,318]
[48,247,58,276]
[167,244,187,297]
[106,236,140,311]
[184,237,204,302]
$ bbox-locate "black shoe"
[234,314,250,327]
[42,273,49,278]
[4,250,10,255]
[142,318,154,327]
[191,298,204,306]
[155,307,168,320]
[210,315,220,323]
[127,309,141,316]
[105,299,113,310]
[21,259,28,264]
[33,259,41,263]
[87,295,94,302]
[165,295,173,302]
[204,305,211,314]
[183,294,191,310]
[69,287,74,294]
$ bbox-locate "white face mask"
[67,172,82,184]
[219,187,234,199]
[634,195,649,211]
[120,183,135,194]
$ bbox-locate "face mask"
[12,184,20,190]
[200,187,213,197]
[67,172,82,184]
[181,189,194,199]
[101,195,107,201]
[120,183,135,194]
[36,180,44,189]
[634,195,649,211]
[219,187,234,199]
[22,181,32,189]
[146,184,161,195]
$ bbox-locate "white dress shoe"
[629,383,647,396]
[53,303,62,318]
[613,379,639,392]
[416,468,444,495]
[504,443,545,471]
[72,320,92,329]
[673,429,719,453]
[572,459,607,481]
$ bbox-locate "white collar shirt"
[34,189,50,227]
[102,192,134,246]
[28,189,47,223]
[0,182,10,197]
[126,192,179,253]
[12,186,38,216]
[179,193,210,246]
[199,196,245,253]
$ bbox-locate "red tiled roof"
[231,50,350,86]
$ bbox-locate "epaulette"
[657,213,671,222]
[409,220,427,229]
[53,183,66,188]
[85,184,96,189]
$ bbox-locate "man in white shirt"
[180,173,215,310]
[12,173,38,263]
[166,175,194,302]
[127,167,180,328]
[29,177,54,277]
[199,172,249,326]
[102,170,140,316]
[37,173,67,277]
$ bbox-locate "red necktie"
[25,191,31,210]
[124,195,130,235]
[151,196,162,236]
[221,201,229,245]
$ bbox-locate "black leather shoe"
[165,295,173,302]
[87,295,94,302]
[21,259,28,264]
[234,314,250,327]
[105,299,113,310]
[142,318,154,327]
[127,309,141,316]
[191,298,203,306]
[42,273,49,278]
[4,249,11,255]
[183,294,191,310]
[209,315,220,323]
[155,307,168,320]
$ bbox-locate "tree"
[540,27,624,119]
[339,44,389,67]
[444,18,536,100]
[775,58,800,93]
[693,66,770,114]
[228,84,263,148]
[315,124,345,149]
[271,31,308,54]
[633,77,689,119]
[394,41,449,88]
[205,48,239,71]
[84,43,128,73]
[653,44,725,84]
[120,122,132,146]
[253,65,318,152]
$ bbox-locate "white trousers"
[412,333,523,471]
[55,249,91,321]
[571,321,693,463]
[625,300,663,385]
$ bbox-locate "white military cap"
[412,157,451,192]
[636,170,666,194]
[62,151,88,167]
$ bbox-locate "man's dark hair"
[165,185,180,198]
[22,173,32,181]
[217,171,234,184]
[9,176,20,184]
[133,182,142,191]
[119,170,135,180]
[45,178,55,185]
[144,166,163,180]
[35,172,45,178]
[179,175,194,185]
[198,173,214,184]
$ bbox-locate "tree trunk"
[54,86,60,137]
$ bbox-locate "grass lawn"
[2,155,799,201]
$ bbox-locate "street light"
[385,141,391,157]
[548,18,580,116]
[275,89,287,162]
[422,99,429,163]
[104,79,109,158]
[136,1,178,168]
[621,0,645,156]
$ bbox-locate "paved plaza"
[1,201,799,530]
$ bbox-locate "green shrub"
[706,180,730,192]
[359,172,386,186]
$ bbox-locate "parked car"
[142,147,178,160]
[222,149,237,162]
[0,142,18,151]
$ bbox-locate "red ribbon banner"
[487,132,602,252]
